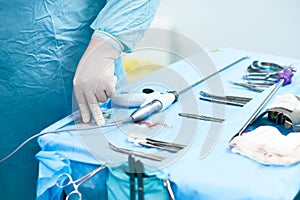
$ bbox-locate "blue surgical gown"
[0,0,159,199]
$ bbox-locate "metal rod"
[230,79,284,140]
[178,57,249,95]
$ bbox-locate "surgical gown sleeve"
[91,0,160,53]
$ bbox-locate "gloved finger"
[74,89,91,123]
[86,94,105,125]
[104,73,116,98]
[96,90,109,103]
[104,85,115,99]
[78,103,91,123]
[89,103,105,126]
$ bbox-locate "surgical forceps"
[200,91,252,102]
[56,163,107,200]
[128,136,186,153]
[243,72,279,81]
[230,81,265,92]
[243,61,295,84]
[108,142,165,161]
[199,91,252,106]
[245,80,276,87]
[243,72,278,87]
[247,60,287,73]
[231,61,295,92]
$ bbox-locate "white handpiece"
[111,93,148,107]
[112,91,176,110]
[140,92,176,111]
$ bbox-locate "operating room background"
[123,0,300,82]
[154,0,300,60]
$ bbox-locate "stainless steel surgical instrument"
[238,61,296,91]
[108,142,165,161]
[132,141,180,153]
[178,113,225,123]
[128,136,186,153]
[230,81,265,92]
[199,96,246,107]
[247,60,294,73]
[245,81,276,87]
[199,91,252,103]
[56,163,108,200]
[164,175,175,200]
[144,138,186,149]
[199,91,252,107]
[128,155,145,200]
[128,155,136,200]
[230,79,285,140]
[230,65,295,140]
[136,160,144,200]
[243,72,278,81]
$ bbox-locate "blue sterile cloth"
[0,0,159,199]
[0,1,105,199]
[36,48,300,199]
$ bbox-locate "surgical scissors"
[56,163,107,200]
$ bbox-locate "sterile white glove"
[73,36,121,125]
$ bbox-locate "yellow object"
[211,49,221,53]
[123,59,165,82]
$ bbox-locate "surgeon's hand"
[73,36,120,125]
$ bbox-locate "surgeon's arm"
[73,0,160,125]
